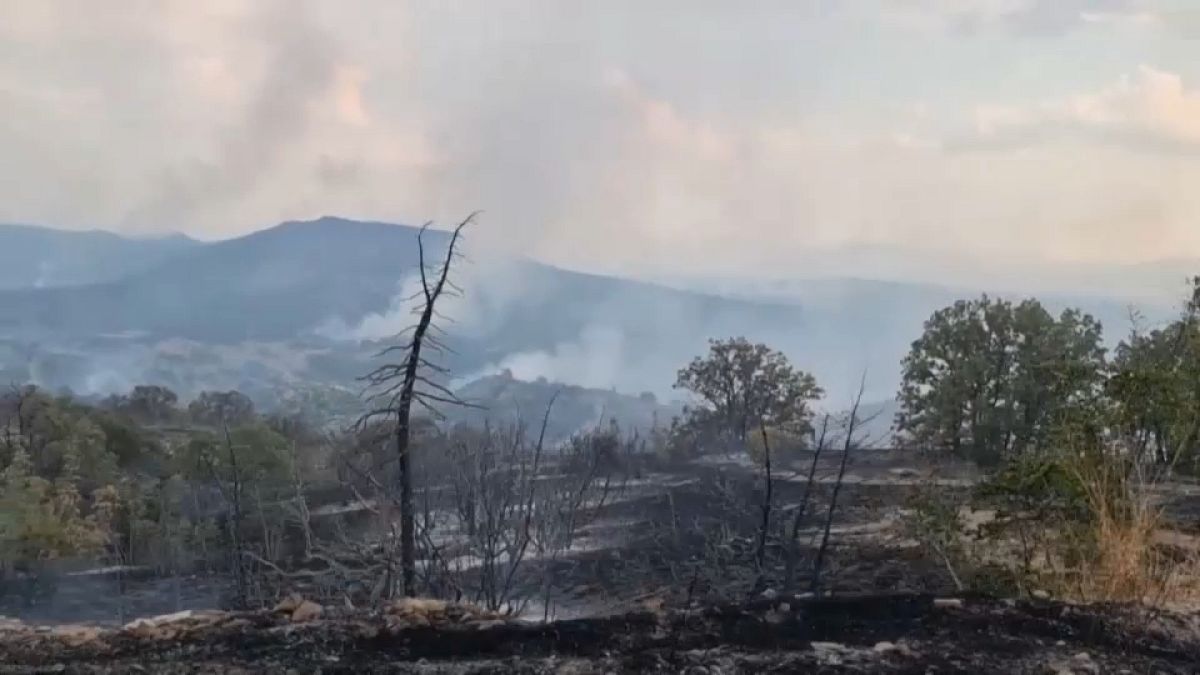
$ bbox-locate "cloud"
[886,0,1146,36]
[972,66,1200,149]
[1,1,1200,275]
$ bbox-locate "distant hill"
[0,217,1183,408]
[0,217,447,340]
[0,223,198,289]
[0,217,817,399]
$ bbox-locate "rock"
[640,596,665,612]
[760,588,778,600]
[1048,652,1098,674]
[388,597,448,616]
[933,598,964,609]
[121,609,224,639]
[274,593,305,614]
[873,641,898,653]
[810,641,851,666]
[291,600,324,623]
[1032,589,1051,600]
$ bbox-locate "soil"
[2,593,1198,673]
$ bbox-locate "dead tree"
[753,420,773,574]
[783,413,830,591]
[206,424,247,608]
[810,375,868,597]
[360,213,478,598]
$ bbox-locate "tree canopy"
[896,296,1105,464]
[674,337,822,453]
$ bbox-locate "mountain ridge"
[0,217,1184,406]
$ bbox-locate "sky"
[3,0,1200,281]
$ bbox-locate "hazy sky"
[3,1,1200,278]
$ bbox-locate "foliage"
[188,390,257,428]
[0,383,315,582]
[108,385,180,424]
[0,447,107,569]
[907,445,1200,607]
[896,296,1105,464]
[674,337,822,454]
[744,425,806,467]
[176,423,292,485]
[1107,277,1200,470]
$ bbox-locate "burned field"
[4,449,1200,673]
[2,591,1199,673]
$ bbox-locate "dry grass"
[917,450,1200,610]
[1051,453,1200,609]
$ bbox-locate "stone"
[291,600,324,623]
[274,593,305,614]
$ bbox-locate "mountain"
[0,223,199,289]
[0,217,815,402]
[0,217,445,340]
[0,217,1184,410]
[659,245,1199,304]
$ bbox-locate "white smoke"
[453,324,628,391]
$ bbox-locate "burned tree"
[360,213,477,598]
[811,374,873,596]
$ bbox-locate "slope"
[0,223,198,289]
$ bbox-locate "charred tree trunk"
[754,420,773,574]
[223,424,247,608]
[811,376,867,597]
[393,356,420,597]
[784,414,829,591]
[361,214,477,599]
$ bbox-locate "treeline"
[0,385,326,592]
[896,278,1200,470]
[0,381,639,611]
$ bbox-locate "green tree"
[188,390,256,427]
[897,296,1105,464]
[177,423,291,486]
[674,337,823,453]
[1107,277,1200,468]
[126,385,180,424]
[0,446,105,568]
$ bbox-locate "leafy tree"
[0,446,106,569]
[897,296,1105,463]
[1108,277,1200,468]
[176,423,291,485]
[188,390,256,428]
[93,411,165,472]
[126,385,179,423]
[674,337,822,453]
